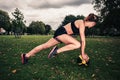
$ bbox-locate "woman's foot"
[48,46,58,58]
[21,54,28,64]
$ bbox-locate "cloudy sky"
[0,0,97,30]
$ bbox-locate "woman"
[21,13,98,64]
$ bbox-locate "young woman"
[21,13,98,64]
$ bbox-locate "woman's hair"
[85,13,99,23]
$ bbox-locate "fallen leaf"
[12,69,17,73]
[92,74,95,77]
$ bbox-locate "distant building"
[0,28,6,34]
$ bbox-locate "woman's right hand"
[81,53,89,62]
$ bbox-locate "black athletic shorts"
[53,27,67,42]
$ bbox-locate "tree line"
[0,0,120,37]
[0,8,52,38]
[0,8,86,36]
[92,0,120,36]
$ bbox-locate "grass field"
[0,35,120,80]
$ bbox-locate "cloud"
[0,0,96,30]
[28,0,92,9]
[0,0,23,11]
[0,0,92,10]
[23,4,96,30]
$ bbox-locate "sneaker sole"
[48,46,57,58]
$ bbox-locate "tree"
[12,8,26,38]
[61,15,76,26]
[28,21,46,35]
[61,15,85,27]
[39,21,46,34]
[76,15,85,20]
[85,25,101,37]
[92,0,120,36]
[45,24,51,35]
[0,9,11,34]
[28,21,38,34]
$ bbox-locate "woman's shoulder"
[75,20,84,27]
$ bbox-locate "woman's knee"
[74,42,81,49]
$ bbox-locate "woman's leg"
[25,38,59,58]
[56,34,81,54]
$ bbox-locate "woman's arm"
[79,24,85,55]
[79,20,89,61]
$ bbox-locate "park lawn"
[0,35,120,80]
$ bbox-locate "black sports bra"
[71,21,79,34]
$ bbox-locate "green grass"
[0,35,120,80]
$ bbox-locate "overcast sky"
[0,0,97,30]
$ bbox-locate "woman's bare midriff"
[64,20,82,35]
[64,23,73,35]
